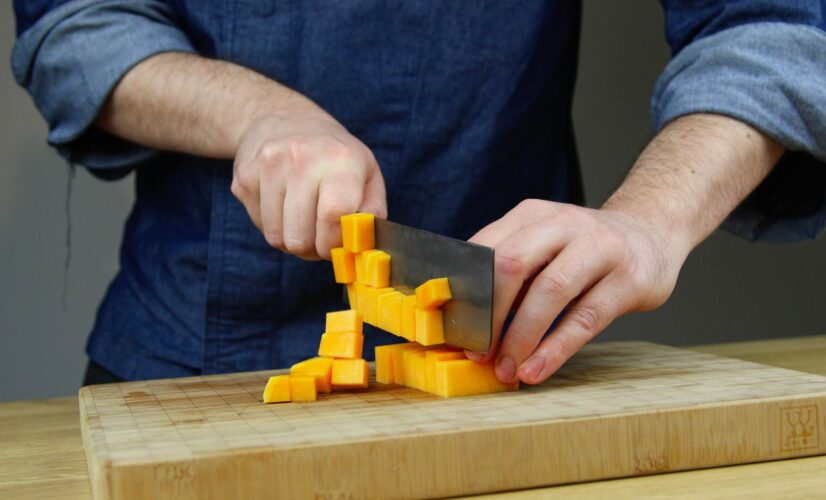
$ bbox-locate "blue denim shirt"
[12,1,826,380]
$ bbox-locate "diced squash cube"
[290,357,334,393]
[346,283,357,309]
[318,331,363,359]
[325,309,363,335]
[330,247,356,283]
[402,349,426,389]
[289,375,318,402]
[263,375,290,403]
[364,250,391,288]
[377,290,403,336]
[425,349,465,394]
[363,286,395,326]
[400,294,417,342]
[374,344,403,384]
[434,359,519,398]
[415,277,452,310]
[415,308,445,345]
[392,344,426,385]
[341,213,375,253]
[354,283,369,311]
[375,342,418,384]
[355,250,380,284]
[332,359,369,388]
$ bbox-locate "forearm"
[95,52,323,159]
[603,113,784,256]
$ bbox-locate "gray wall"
[1,1,823,402]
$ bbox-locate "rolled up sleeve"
[652,7,826,242]
[11,0,195,173]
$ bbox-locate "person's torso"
[88,0,584,379]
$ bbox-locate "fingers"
[316,166,366,259]
[517,276,630,384]
[283,165,322,260]
[468,199,559,248]
[494,239,617,383]
[259,168,286,249]
[472,215,571,363]
[358,156,387,219]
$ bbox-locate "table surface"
[3,335,825,500]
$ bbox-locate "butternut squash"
[331,359,369,388]
[364,250,391,288]
[400,294,417,342]
[262,375,290,404]
[340,213,375,253]
[377,290,403,336]
[415,308,445,345]
[325,309,363,335]
[330,247,356,283]
[415,277,452,309]
[434,359,519,398]
[318,331,363,359]
[425,349,465,394]
[290,357,334,393]
[288,375,318,402]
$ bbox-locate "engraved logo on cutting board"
[781,406,819,451]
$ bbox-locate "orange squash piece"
[362,286,395,326]
[341,213,375,253]
[377,290,403,336]
[400,294,417,342]
[403,348,433,390]
[434,359,519,398]
[346,283,357,309]
[263,375,291,403]
[415,308,445,345]
[318,331,363,359]
[392,344,426,385]
[288,375,318,402]
[331,359,369,388]
[330,247,356,283]
[355,249,380,284]
[325,309,363,335]
[354,283,368,311]
[374,344,395,384]
[425,349,465,394]
[415,277,452,310]
[364,250,391,288]
[290,357,334,393]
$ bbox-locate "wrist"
[601,193,694,266]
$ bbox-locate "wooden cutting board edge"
[78,386,826,499]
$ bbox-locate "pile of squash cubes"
[263,213,518,403]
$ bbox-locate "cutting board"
[78,341,826,499]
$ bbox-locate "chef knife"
[347,218,495,353]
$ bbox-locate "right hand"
[231,107,387,260]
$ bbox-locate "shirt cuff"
[651,22,826,242]
[11,0,195,171]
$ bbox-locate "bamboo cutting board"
[78,342,826,499]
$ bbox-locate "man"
[12,1,826,386]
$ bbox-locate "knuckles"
[566,306,600,338]
[284,237,315,256]
[264,231,284,249]
[533,270,572,297]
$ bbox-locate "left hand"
[467,199,689,385]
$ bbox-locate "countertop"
[2,335,825,499]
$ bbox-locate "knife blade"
[367,218,495,353]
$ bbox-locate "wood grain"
[2,336,825,500]
[77,341,826,499]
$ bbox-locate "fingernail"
[519,355,545,382]
[496,356,517,382]
[464,350,484,361]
